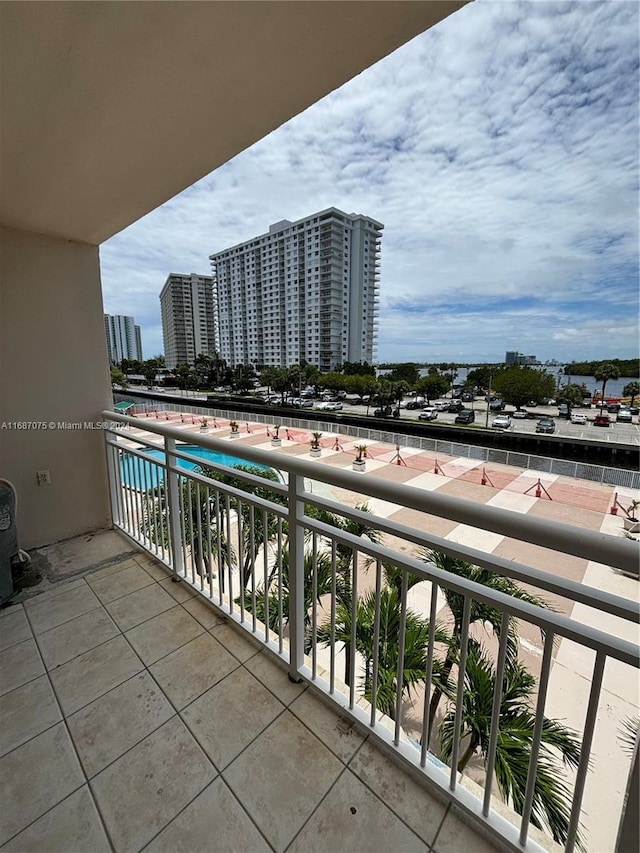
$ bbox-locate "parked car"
[617,409,633,423]
[461,392,474,402]
[570,413,588,425]
[434,401,450,411]
[405,400,422,410]
[489,400,505,411]
[323,402,342,411]
[492,414,511,429]
[536,418,556,434]
[557,405,570,419]
[455,409,475,425]
[512,409,528,419]
[448,401,464,413]
[594,413,610,427]
[373,406,393,417]
[629,406,639,415]
[607,403,621,414]
[419,408,438,421]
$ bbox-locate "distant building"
[210,207,382,371]
[160,273,216,369]
[104,314,143,363]
[505,351,537,366]
[134,325,142,361]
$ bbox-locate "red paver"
[436,478,498,504]
[139,413,631,527]
[458,466,522,491]
[545,481,613,513]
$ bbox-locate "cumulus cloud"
[101,0,639,363]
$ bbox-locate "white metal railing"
[103,411,639,853]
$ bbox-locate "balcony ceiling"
[0,1,464,246]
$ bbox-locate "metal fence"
[115,395,640,489]
[104,410,639,853]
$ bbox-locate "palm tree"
[594,362,620,404]
[198,464,286,589]
[140,477,235,581]
[241,546,333,652]
[439,640,582,849]
[623,381,640,407]
[306,503,381,686]
[320,566,450,721]
[421,551,550,732]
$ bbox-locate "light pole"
[485,369,493,428]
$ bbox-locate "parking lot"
[129,386,640,446]
[332,398,640,445]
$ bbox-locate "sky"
[101,0,639,366]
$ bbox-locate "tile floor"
[0,551,500,853]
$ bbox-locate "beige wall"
[0,226,111,548]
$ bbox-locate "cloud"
[101,0,639,364]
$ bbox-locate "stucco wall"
[0,226,111,548]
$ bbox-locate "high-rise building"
[210,207,382,371]
[160,273,216,369]
[104,314,143,363]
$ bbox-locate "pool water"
[120,445,272,489]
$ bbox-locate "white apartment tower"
[210,208,382,371]
[160,273,216,369]
[104,314,143,363]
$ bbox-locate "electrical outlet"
[37,470,51,486]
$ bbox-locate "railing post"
[165,437,184,581]
[616,730,639,853]
[287,473,305,682]
[105,433,120,528]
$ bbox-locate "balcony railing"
[103,411,639,853]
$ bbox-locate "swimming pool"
[119,445,272,490]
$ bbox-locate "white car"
[570,413,587,425]
[434,401,450,411]
[419,408,438,421]
[492,414,512,429]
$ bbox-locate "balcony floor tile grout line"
[25,600,107,639]
[429,801,453,853]
[280,764,350,853]
[18,602,118,853]
[137,774,277,853]
[87,577,157,608]
[345,737,448,851]
[0,630,39,657]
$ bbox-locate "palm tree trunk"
[457,735,479,772]
[344,641,352,687]
[428,654,455,731]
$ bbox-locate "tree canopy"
[556,383,586,411]
[492,367,555,409]
[566,359,638,378]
